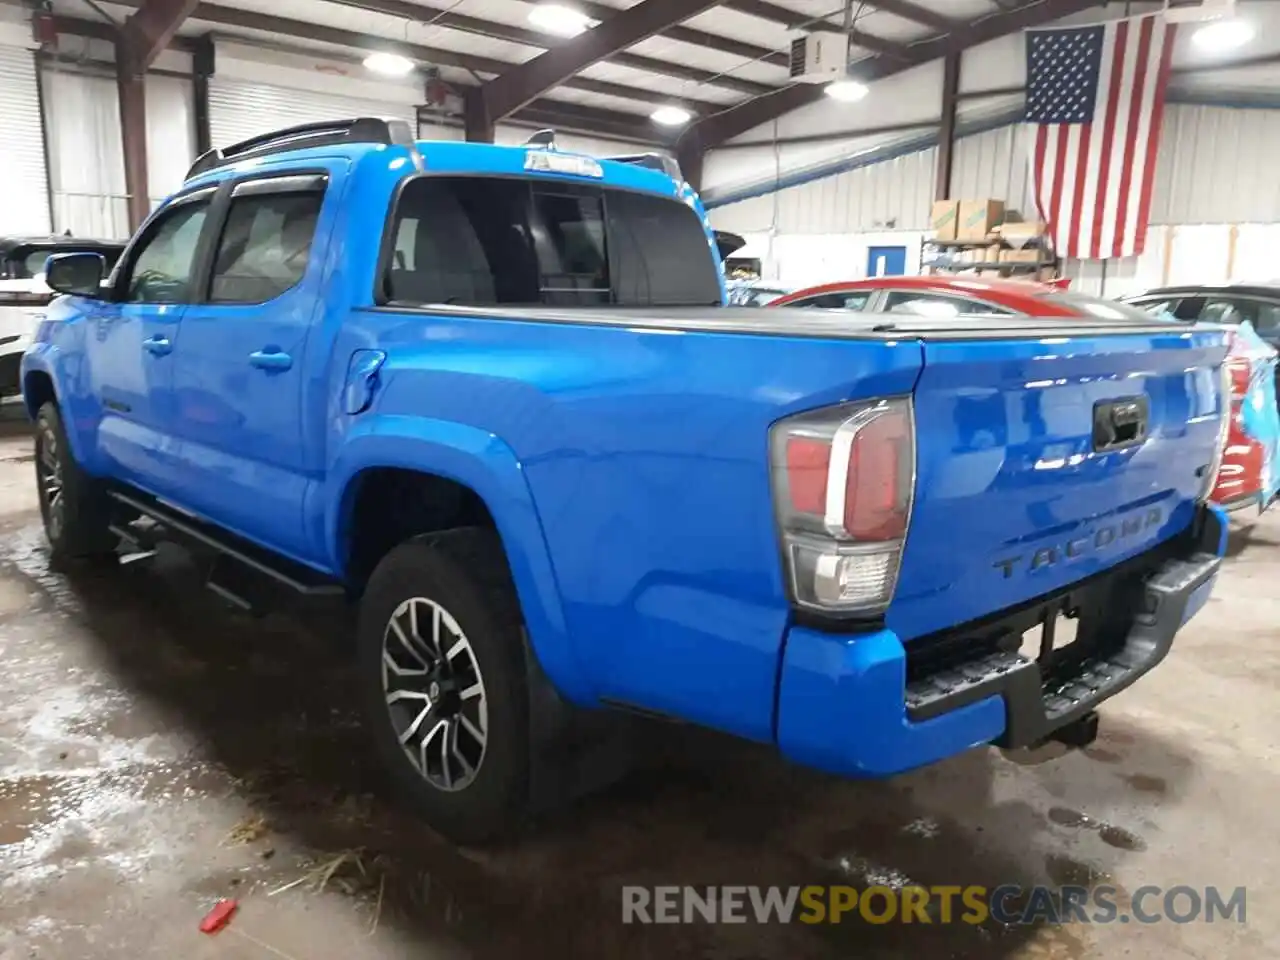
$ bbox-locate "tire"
[356,529,529,844]
[34,402,117,562]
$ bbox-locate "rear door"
[166,170,334,559]
[90,189,214,494]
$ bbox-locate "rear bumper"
[775,504,1227,778]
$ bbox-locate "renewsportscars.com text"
[621,885,1246,926]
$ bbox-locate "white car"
[0,237,125,397]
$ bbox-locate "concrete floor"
[0,424,1277,960]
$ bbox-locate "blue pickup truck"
[23,119,1230,842]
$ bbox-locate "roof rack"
[185,117,418,181]
[605,152,683,182]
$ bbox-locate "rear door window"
[383,176,721,308]
[208,190,323,304]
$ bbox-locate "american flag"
[1025,15,1176,260]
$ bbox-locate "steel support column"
[192,33,214,155]
[116,58,150,229]
[463,88,494,143]
[935,51,960,201]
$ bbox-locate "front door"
[866,245,907,278]
[166,172,331,560]
[89,190,214,496]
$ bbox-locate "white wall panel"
[0,45,51,235]
[209,79,417,150]
[42,67,128,238]
[494,124,665,157]
[145,74,194,206]
[1151,105,1280,225]
[209,40,419,149]
[41,66,192,237]
[949,122,1037,220]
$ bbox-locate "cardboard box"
[931,200,960,241]
[958,199,1005,241]
[987,244,1004,263]
[1000,247,1043,264]
[1000,220,1047,248]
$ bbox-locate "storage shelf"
[928,261,1052,271]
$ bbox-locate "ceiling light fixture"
[528,3,591,38]
[363,52,415,76]
[1192,18,1255,53]
[825,79,869,103]
[651,105,692,127]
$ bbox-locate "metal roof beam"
[685,0,1104,149]
[334,0,787,84]
[118,0,199,71]
[287,0,789,70]
[722,0,909,59]
[861,0,957,32]
[96,0,727,114]
[483,0,727,121]
[570,0,788,66]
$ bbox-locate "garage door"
[209,78,417,150]
[0,45,50,234]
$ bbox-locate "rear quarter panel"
[328,307,922,739]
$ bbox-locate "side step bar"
[107,490,345,610]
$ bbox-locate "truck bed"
[371,304,1181,341]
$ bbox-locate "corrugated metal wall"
[710,105,1280,236]
[0,44,51,235]
[710,123,1037,236]
[1150,105,1280,225]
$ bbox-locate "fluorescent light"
[1192,18,1254,53]
[363,52,415,76]
[651,105,691,127]
[825,79,869,103]
[528,3,591,37]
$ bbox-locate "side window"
[209,190,323,304]
[883,291,1012,318]
[1251,302,1280,338]
[1129,297,1181,319]
[1200,298,1254,327]
[1172,297,1205,320]
[123,199,210,304]
[791,292,872,310]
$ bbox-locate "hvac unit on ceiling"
[1161,0,1236,22]
[788,31,851,83]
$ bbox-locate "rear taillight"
[1226,356,1251,400]
[770,398,914,616]
[1200,360,1232,504]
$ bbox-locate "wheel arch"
[326,417,595,706]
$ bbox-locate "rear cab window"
[382,176,722,308]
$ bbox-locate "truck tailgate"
[890,327,1229,642]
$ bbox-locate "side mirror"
[44,252,107,297]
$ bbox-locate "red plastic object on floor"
[199,898,238,934]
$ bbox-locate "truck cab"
[22,118,1231,843]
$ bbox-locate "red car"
[769,275,1270,515]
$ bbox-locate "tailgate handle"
[1093,396,1149,452]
